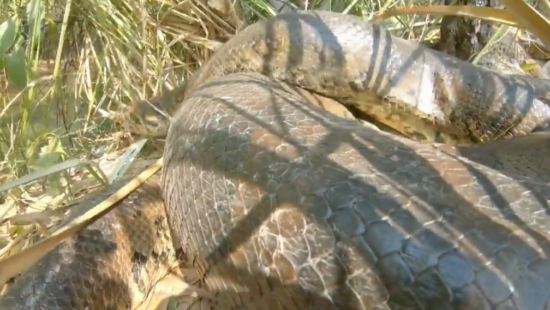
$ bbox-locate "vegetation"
[0,0,549,302]
[0,0,449,240]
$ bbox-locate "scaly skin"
[164,72,550,310]
[0,164,179,310]
[163,11,550,310]
[182,11,550,145]
[3,10,550,310]
[129,11,550,144]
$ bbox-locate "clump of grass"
[0,0,257,210]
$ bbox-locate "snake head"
[126,83,188,138]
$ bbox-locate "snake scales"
[2,10,550,310]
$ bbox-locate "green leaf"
[109,138,148,184]
[0,17,17,55]
[5,45,28,89]
[26,0,45,44]
[0,158,86,193]
[167,298,179,310]
[0,56,5,71]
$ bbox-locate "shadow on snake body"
[3,10,550,310]
[162,73,550,310]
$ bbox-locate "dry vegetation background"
[0,0,550,306]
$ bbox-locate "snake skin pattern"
[0,167,179,309]
[182,11,550,145]
[2,10,550,310]
[163,71,550,310]
[163,11,550,310]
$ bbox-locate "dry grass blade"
[471,24,510,65]
[498,0,550,48]
[372,5,519,27]
[0,157,163,288]
[4,205,71,226]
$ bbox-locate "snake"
[2,10,550,310]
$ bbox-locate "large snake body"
[2,10,550,310]
[183,11,550,145]
[0,166,178,310]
